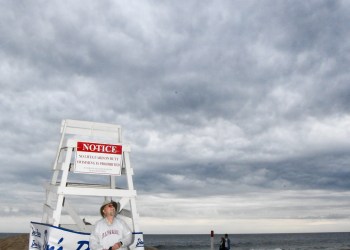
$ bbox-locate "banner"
[29,222,144,250]
[29,222,90,250]
[74,141,123,175]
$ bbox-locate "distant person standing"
[219,237,226,250]
[224,234,231,249]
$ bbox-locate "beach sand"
[0,234,158,250]
[0,234,29,250]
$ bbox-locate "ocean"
[143,232,350,250]
[1,232,350,250]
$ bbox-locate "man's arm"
[119,220,133,247]
[89,227,104,250]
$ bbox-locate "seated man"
[90,200,132,250]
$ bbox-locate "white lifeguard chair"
[41,119,144,249]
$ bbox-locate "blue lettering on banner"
[76,240,90,250]
[136,237,144,247]
[38,232,90,250]
[43,230,48,250]
[31,240,42,250]
[43,237,90,250]
[45,237,64,250]
[32,228,42,237]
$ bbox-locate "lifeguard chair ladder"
[42,119,144,249]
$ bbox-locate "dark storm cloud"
[1,0,350,232]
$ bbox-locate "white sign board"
[74,141,123,175]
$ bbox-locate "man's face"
[103,203,116,217]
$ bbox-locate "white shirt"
[89,217,132,250]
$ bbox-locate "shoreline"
[0,234,158,250]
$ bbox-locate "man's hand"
[112,242,123,249]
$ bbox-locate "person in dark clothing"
[219,237,226,250]
[224,234,231,250]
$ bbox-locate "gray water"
[143,232,350,250]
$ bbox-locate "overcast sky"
[1,0,350,234]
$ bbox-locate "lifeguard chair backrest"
[61,119,122,143]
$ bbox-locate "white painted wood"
[41,120,144,250]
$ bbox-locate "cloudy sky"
[1,0,350,234]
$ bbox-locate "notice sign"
[74,141,123,175]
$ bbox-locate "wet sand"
[0,234,158,250]
[0,234,29,250]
